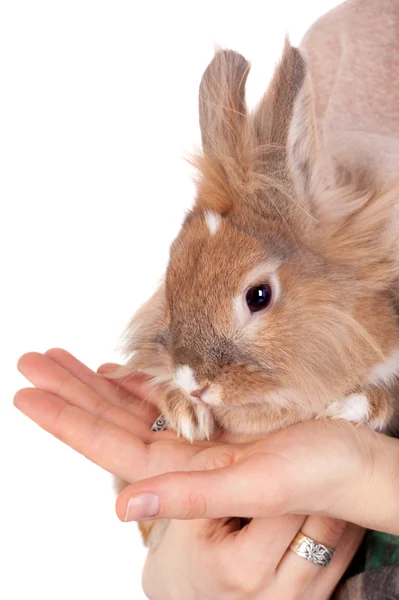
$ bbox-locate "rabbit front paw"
[322,393,369,423]
[322,386,394,431]
[161,390,215,442]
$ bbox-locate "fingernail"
[124,493,160,522]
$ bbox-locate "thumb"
[115,455,290,522]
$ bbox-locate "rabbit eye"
[246,283,272,313]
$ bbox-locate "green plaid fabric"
[334,532,399,599]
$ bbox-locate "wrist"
[365,431,399,535]
[335,428,399,534]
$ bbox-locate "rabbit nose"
[190,385,209,399]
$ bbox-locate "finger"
[277,516,348,584]
[14,387,199,481]
[14,387,149,480]
[45,349,159,423]
[233,515,306,571]
[197,515,306,596]
[306,524,365,600]
[97,363,121,374]
[18,352,154,439]
[115,454,289,522]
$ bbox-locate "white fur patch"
[205,211,221,236]
[178,414,197,443]
[325,393,369,423]
[195,404,214,439]
[177,408,214,442]
[368,348,399,386]
[174,365,199,395]
[269,272,281,304]
[201,385,222,406]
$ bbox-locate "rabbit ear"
[199,49,250,158]
[287,70,335,217]
[252,40,305,158]
[195,50,251,215]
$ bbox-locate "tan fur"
[118,43,399,547]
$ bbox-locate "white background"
[2,1,340,598]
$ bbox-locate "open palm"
[15,349,223,484]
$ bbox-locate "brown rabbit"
[114,42,399,546]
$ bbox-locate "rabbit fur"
[114,41,399,546]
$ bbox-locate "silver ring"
[151,415,168,432]
[289,532,335,567]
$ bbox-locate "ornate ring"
[289,531,336,567]
[151,415,168,432]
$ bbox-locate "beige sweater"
[299,0,399,185]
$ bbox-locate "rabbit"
[113,41,399,547]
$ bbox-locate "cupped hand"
[14,350,399,535]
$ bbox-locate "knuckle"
[204,449,236,471]
[285,514,303,528]
[215,554,261,599]
[223,569,257,598]
[86,415,111,451]
[98,402,119,421]
[319,517,347,543]
[56,370,72,397]
[181,484,208,519]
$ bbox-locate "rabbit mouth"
[181,382,223,408]
[189,384,210,399]
[173,364,221,404]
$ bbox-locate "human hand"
[15,350,399,535]
[117,417,399,537]
[14,348,218,484]
[142,513,364,600]
[14,350,363,599]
